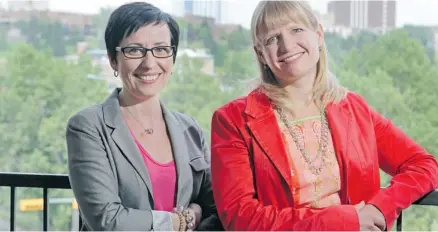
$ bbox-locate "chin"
[141,90,161,98]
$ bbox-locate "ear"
[107,51,117,71]
[253,45,267,65]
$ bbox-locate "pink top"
[276,114,342,208]
[133,138,177,212]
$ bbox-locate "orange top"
[276,114,341,208]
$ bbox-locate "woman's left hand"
[187,203,202,229]
[356,203,386,231]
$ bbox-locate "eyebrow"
[154,42,169,46]
[125,43,143,47]
[125,42,169,47]
[264,32,280,41]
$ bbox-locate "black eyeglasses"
[115,46,176,59]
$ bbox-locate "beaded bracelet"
[183,209,195,231]
[173,207,185,231]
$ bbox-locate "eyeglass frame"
[115,45,176,59]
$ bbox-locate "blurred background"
[0,0,437,230]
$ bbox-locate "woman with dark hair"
[66,2,222,231]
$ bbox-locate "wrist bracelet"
[183,209,195,231]
[173,207,185,231]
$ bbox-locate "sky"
[1,0,438,28]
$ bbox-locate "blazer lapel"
[245,90,292,187]
[162,104,193,207]
[326,99,352,204]
[102,89,154,197]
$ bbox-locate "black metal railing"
[0,172,79,231]
[0,172,437,231]
[396,189,438,231]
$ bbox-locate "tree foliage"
[0,43,108,230]
[1,12,437,230]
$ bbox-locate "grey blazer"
[66,89,222,231]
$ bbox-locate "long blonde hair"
[250,1,346,113]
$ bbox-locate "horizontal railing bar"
[0,173,436,232]
[413,189,438,206]
[0,172,70,189]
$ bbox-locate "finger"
[364,225,382,231]
[374,217,386,231]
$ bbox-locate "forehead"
[122,22,171,45]
[255,2,313,41]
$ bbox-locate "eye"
[125,47,143,54]
[266,36,278,45]
[153,46,172,54]
[292,28,304,33]
[154,47,166,52]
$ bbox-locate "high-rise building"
[328,0,396,33]
[173,0,225,24]
[7,0,49,11]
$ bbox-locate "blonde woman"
[210,1,438,231]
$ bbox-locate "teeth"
[138,75,158,81]
[284,53,302,62]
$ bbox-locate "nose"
[278,32,297,55]
[139,51,156,68]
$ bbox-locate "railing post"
[43,188,49,231]
[10,186,16,231]
[397,211,403,231]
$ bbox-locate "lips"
[279,52,305,63]
[134,74,159,82]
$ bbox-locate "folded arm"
[66,113,175,231]
[210,110,360,231]
[366,104,438,229]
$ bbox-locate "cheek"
[118,59,141,75]
[305,35,320,54]
[263,51,278,67]
[159,59,174,74]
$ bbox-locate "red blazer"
[210,89,438,231]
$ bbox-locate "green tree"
[325,31,378,65]
[161,56,235,136]
[0,29,8,51]
[337,30,438,231]
[403,25,436,62]
[219,47,258,87]
[14,18,86,56]
[227,27,252,50]
[88,7,113,49]
[0,43,108,230]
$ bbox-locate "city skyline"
[1,0,438,28]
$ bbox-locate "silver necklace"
[274,105,329,175]
[125,107,154,135]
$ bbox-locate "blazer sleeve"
[365,102,438,229]
[191,119,224,231]
[210,109,360,231]
[66,112,173,231]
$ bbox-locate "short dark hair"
[105,2,180,63]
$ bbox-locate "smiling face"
[111,23,174,101]
[252,1,324,87]
[256,21,323,87]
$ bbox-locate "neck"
[283,73,315,109]
[119,89,162,119]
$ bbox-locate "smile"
[280,52,304,63]
[134,74,159,82]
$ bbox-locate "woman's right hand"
[171,213,186,231]
[354,201,386,231]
